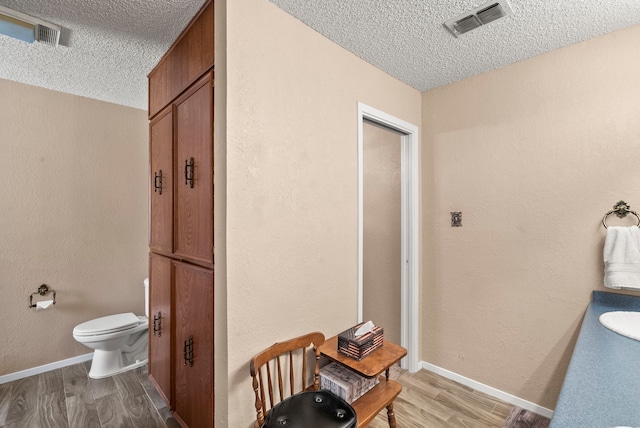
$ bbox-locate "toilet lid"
[73,312,140,336]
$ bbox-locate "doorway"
[357,103,419,372]
[362,120,402,345]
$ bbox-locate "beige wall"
[421,24,640,410]
[223,0,421,425]
[0,79,148,375]
[363,120,402,344]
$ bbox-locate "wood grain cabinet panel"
[149,106,174,255]
[173,261,214,428]
[168,37,185,102]
[148,253,172,408]
[148,1,214,119]
[183,3,214,86]
[148,59,169,119]
[173,72,213,267]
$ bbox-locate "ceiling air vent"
[0,5,60,47]
[443,0,513,37]
[477,3,507,25]
[453,15,481,35]
[36,23,61,47]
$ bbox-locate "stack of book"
[319,362,379,403]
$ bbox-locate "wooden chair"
[250,332,326,428]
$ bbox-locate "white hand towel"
[603,226,640,290]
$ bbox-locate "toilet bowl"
[73,279,149,379]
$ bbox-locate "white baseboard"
[420,361,554,419]
[0,353,94,385]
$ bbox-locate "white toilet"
[73,279,149,379]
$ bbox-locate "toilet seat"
[73,313,141,337]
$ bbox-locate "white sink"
[599,311,640,342]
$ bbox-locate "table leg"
[385,368,390,381]
[386,402,397,428]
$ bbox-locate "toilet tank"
[143,278,149,317]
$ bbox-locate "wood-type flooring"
[0,361,550,427]
[0,361,176,428]
[369,367,551,428]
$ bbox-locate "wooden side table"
[318,336,407,428]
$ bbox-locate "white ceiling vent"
[36,23,61,47]
[0,5,61,47]
[443,1,513,37]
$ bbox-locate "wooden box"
[337,323,384,361]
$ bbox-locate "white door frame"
[357,102,419,373]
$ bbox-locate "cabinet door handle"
[153,170,163,195]
[153,312,162,337]
[184,157,194,188]
[183,335,194,367]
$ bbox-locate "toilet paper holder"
[28,284,56,309]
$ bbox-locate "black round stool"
[261,390,357,428]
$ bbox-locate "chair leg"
[386,402,397,428]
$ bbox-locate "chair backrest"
[250,332,325,428]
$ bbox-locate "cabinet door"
[149,106,173,254]
[174,72,214,266]
[148,253,172,407]
[173,261,214,427]
[147,1,214,118]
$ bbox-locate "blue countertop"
[551,291,640,427]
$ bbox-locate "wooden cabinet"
[173,261,214,428]
[149,71,214,267]
[148,256,214,428]
[147,1,215,426]
[149,107,174,255]
[148,253,172,406]
[174,74,214,266]
[148,1,214,118]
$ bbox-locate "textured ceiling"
[269,0,640,92]
[1,1,640,110]
[0,0,207,110]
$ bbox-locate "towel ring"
[602,200,640,228]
